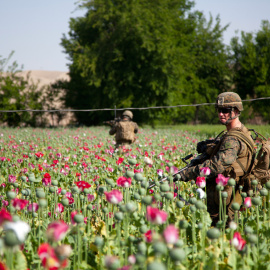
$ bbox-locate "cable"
[0,97,270,113]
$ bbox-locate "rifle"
[103,117,121,126]
[147,153,208,190]
[147,137,221,190]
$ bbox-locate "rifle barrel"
[148,166,189,190]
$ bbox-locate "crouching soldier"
[109,110,139,150]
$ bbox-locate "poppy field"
[0,126,270,270]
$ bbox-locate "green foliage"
[0,52,46,126]
[58,0,230,126]
[231,20,270,122]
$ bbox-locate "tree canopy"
[230,20,270,121]
[60,0,230,125]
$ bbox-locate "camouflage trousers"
[206,182,242,226]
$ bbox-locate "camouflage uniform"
[180,92,255,224]
[109,110,138,149]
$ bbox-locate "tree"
[0,52,45,126]
[230,20,270,122]
[59,0,231,125]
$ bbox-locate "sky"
[0,0,270,72]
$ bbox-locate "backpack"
[229,129,270,189]
[116,121,136,142]
[248,130,270,186]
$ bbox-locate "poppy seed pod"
[251,180,258,186]
[176,201,184,209]
[228,178,236,186]
[231,202,240,211]
[125,170,134,178]
[244,226,253,234]
[137,242,147,254]
[36,191,45,198]
[134,173,143,182]
[169,248,186,262]
[61,198,69,206]
[207,228,220,240]
[154,194,162,201]
[119,204,127,212]
[73,214,84,223]
[141,181,149,189]
[114,212,124,221]
[138,188,146,196]
[134,193,140,200]
[179,220,189,229]
[4,230,20,247]
[251,197,261,206]
[265,181,270,190]
[38,199,47,208]
[160,183,170,192]
[142,196,152,205]
[94,236,104,248]
[247,234,258,244]
[153,242,167,255]
[51,180,58,186]
[128,159,137,166]
[260,188,268,197]
[164,192,174,200]
[147,261,166,270]
[6,191,16,200]
[139,224,148,234]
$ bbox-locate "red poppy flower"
[35,152,44,158]
[12,198,29,210]
[75,181,91,192]
[0,208,12,225]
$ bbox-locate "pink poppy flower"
[166,166,178,174]
[55,203,64,214]
[47,221,69,241]
[200,167,211,176]
[71,211,77,225]
[146,206,168,225]
[0,208,12,225]
[144,230,153,243]
[87,194,95,202]
[27,203,39,212]
[12,198,29,210]
[231,232,246,251]
[116,177,132,188]
[244,197,252,208]
[163,224,179,244]
[104,190,123,204]
[38,243,69,269]
[157,169,163,177]
[8,175,16,183]
[216,174,229,186]
[196,176,206,188]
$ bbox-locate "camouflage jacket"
[180,125,254,182]
[109,120,138,144]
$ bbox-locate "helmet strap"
[223,108,240,125]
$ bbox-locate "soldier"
[109,110,139,150]
[179,92,255,225]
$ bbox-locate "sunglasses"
[217,108,233,114]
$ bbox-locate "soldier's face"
[218,108,235,124]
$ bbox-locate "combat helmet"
[215,92,243,112]
[122,110,133,119]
